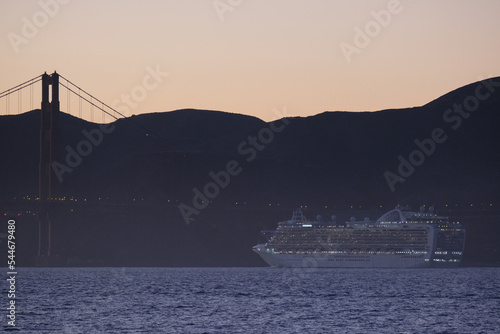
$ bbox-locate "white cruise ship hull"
[253,245,436,268]
[253,207,465,268]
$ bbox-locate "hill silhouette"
[1,77,499,266]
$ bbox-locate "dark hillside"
[1,77,499,266]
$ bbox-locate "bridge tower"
[36,72,62,266]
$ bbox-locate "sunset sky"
[2,0,500,121]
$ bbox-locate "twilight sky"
[2,0,500,121]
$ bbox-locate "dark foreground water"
[2,267,499,333]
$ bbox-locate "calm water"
[2,267,499,333]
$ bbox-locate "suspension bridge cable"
[61,80,155,132]
[30,82,34,110]
[59,81,120,121]
[58,81,165,141]
[0,77,42,100]
[66,78,70,115]
[90,96,94,122]
[59,74,129,120]
[0,74,42,97]
[78,88,82,118]
[59,78,169,143]
[2,73,168,147]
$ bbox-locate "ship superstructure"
[253,207,465,268]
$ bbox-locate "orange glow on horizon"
[1,0,500,122]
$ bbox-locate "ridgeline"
[1,77,500,266]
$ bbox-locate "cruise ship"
[253,207,465,268]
